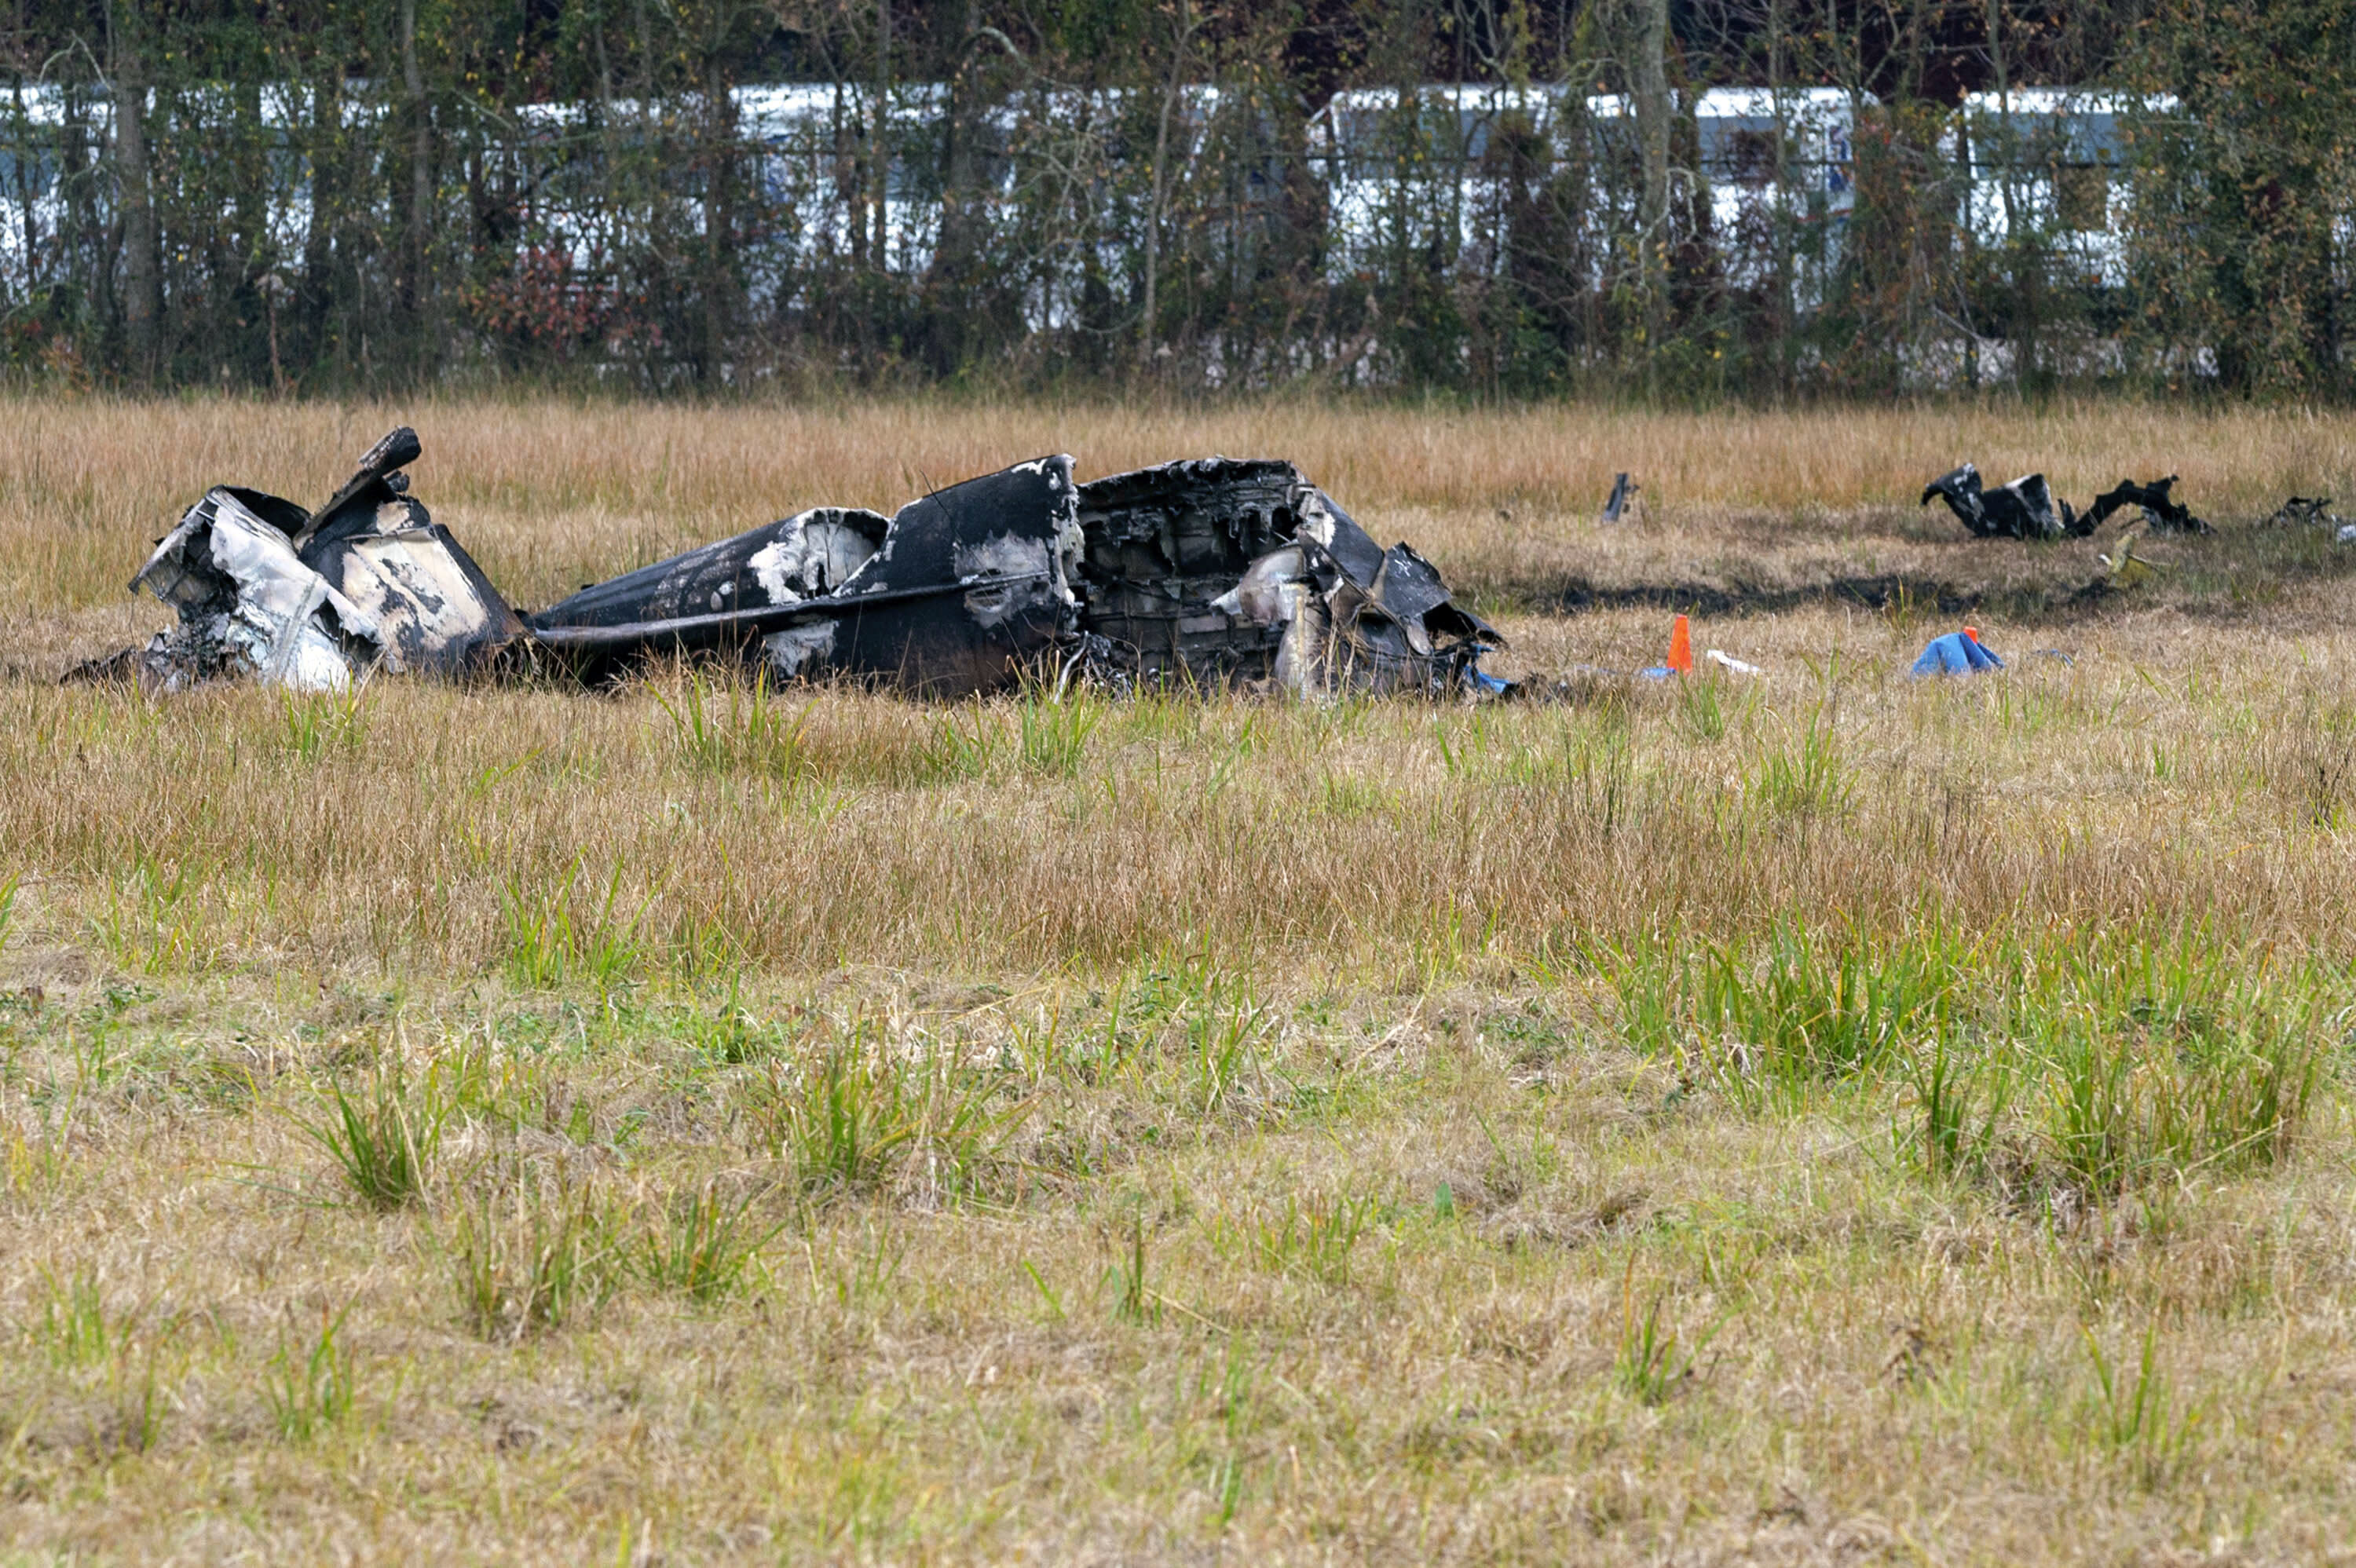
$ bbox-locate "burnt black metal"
[528,455,1081,696]
[290,428,522,676]
[2083,475,2211,535]
[97,439,1505,701]
[298,426,425,552]
[1302,490,1389,589]
[2266,496,2343,529]
[1072,458,1308,686]
[1601,472,1634,523]
[530,509,890,633]
[95,426,521,689]
[1921,463,2083,541]
[1074,458,1504,695]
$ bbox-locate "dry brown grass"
[5,397,2356,1562]
[6,393,2356,631]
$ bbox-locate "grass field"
[5,397,2356,1562]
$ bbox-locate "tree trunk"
[871,0,891,273]
[1984,0,2034,385]
[1768,0,1790,395]
[698,45,738,384]
[301,63,342,367]
[11,77,40,293]
[401,0,431,371]
[114,19,159,385]
[1630,0,1670,389]
[1140,0,1191,367]
[930,2,986,370]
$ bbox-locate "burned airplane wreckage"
[90,429,1505,700]
[1920,463,2213,541]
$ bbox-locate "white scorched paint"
[763,620,837,677]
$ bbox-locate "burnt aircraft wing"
[526,508,889,634]
[529,455,1084,696]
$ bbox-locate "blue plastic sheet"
[1911,632,2004,676]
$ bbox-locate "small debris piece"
[1601,472,1637,523]
[1705,649,1762,675]
[2097,524,2168,589]
[2265,495,2352,532]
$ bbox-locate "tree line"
[0,0,2350,399]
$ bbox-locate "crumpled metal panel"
[130,486,376,690]
[110,426,522,689]
[1078,459,1504,696]
[323,517,525,675]
[1921,462,2083,541]
[291,435,522,677]
[2084,475,2211,535]
[1924,463,2214,543]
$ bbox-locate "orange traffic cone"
[1962,624,1981,644]
[1667,614,1693,676]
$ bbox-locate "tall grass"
[498,857,652,991]
[651,669,812,781]
[264,1303,360,1442]
[1608,924,1959,1092]
[448,1176,621,1343]
[634,1181,777,1303]
[756,1020,1026,1201]
[1608,923,2330,1195]
[289,1063,448,1211]
[2080,1324,2205,1487]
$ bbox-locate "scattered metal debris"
[1922,464,2215,542]
[1162,461,1505,696]
[2264,495,2354,538]
[1601,473,1638,524]
[85,430,1507,700]
[1920,463,2082,540]
[2083,475,2210,535]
